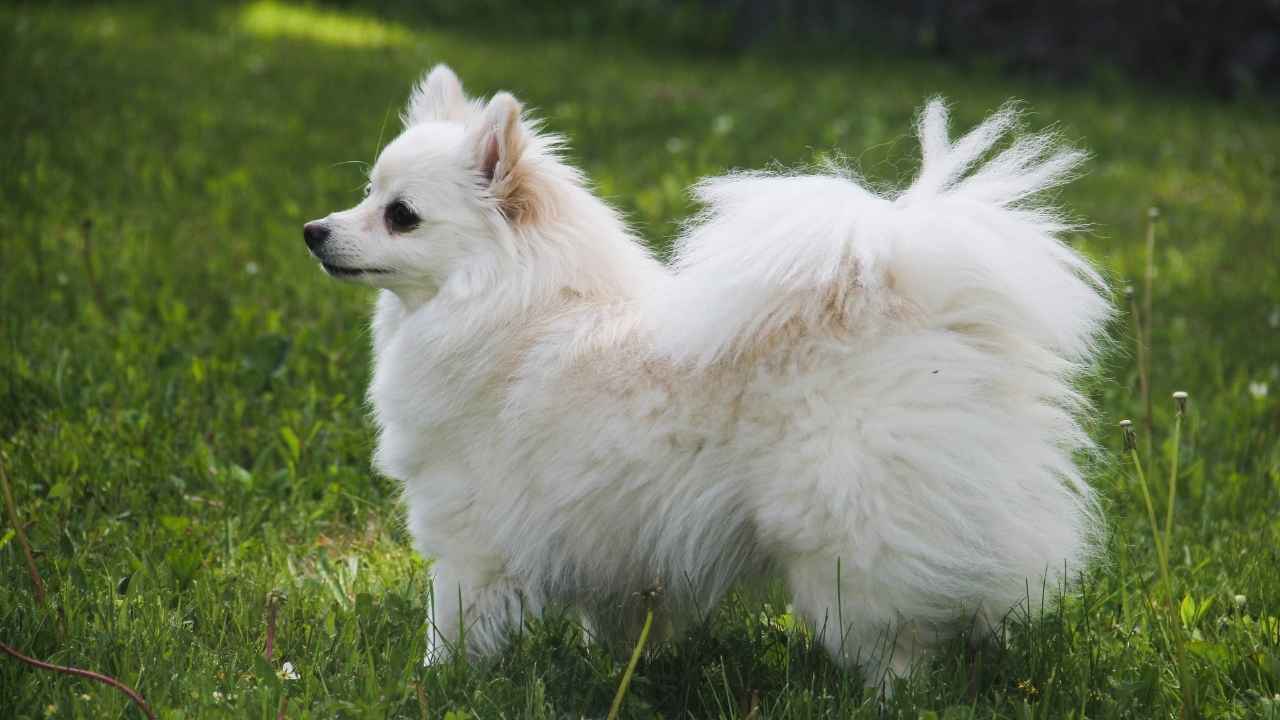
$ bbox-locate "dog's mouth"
[321,261,391,278]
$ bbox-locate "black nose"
[303,221,330,251]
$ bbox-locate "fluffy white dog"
[304,65,1110,684]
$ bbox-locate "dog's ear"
[469,92,539,222]
[403,64,468,126]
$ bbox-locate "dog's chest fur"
[367,289,791,612]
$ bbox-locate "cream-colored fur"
[306,65,1111,685]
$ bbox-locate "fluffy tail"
[652,98,1110,372]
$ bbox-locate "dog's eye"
[385,200,420,233]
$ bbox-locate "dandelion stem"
[1127,395,1195,719]
[1129,446,1168,594]
[265,590,283,663]
[1142,208,1157,458]
[606,609,654,720]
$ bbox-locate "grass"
[2,2,1279,717]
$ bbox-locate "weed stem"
[0,452,46,605]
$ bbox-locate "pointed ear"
[403,64,467,126]
[469,92,537,220]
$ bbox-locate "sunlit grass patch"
[239,1,412,48]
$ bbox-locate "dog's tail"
[652,98,1109,371]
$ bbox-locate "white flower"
[278,661,299,680]
[244,261,260,275]
[212,691,225,701]
[1249,382,1268,399]
[1234,594,1247,608]
[712,114,735,136]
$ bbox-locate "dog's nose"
[303,221,331,251]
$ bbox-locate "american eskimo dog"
[304,65,1109,684]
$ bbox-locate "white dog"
[304,65,1110,684]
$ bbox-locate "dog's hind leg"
[781,551,937,691]
[426,561,537,664]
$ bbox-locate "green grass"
[2,2,1279,718]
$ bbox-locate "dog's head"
[304,65,557,297]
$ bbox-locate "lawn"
[2,2,1279,718]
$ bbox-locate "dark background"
[324,0,1280,97]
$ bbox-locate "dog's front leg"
[426,561,534,664]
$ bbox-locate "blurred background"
[350,0,1280,97]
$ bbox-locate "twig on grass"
[0,641,157,720]
[0,451,45,605]
[0,453,158,717]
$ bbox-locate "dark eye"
[385,200,420,233]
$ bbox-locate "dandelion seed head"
[1118,419,1136,451]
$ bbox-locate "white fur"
[307,65,1111,684]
